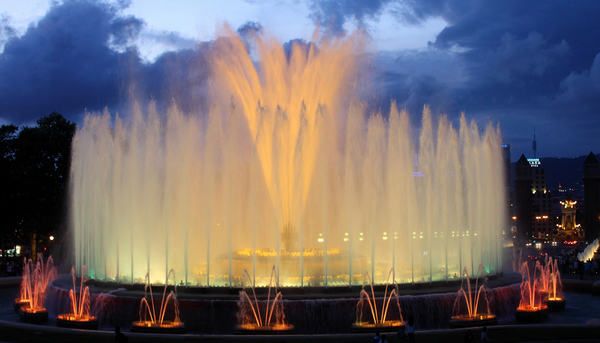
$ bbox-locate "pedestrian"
[380,334,388,343]
[115,326,128,343]
[481,326,492,342]
[406,315,416,343]
[373,331,381,343]
[464,329,475,343]
[397,325,407,343]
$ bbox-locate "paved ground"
[1,321,600,343]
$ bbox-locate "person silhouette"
[464,329,475,343]
[115,326,128,343]
[406,315,416,343]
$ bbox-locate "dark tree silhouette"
[0,113,76,262]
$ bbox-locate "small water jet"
[236,266,294,334]
[351,269,404,333]
[544,257,565,311]
[450,265,497,328]
[17,256,57,323]
[130,270,185,334]
[56,266,98,330]
[515,261,549,323]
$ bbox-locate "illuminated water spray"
[71,28,506,288]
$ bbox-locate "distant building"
[583,152,600,241]
[514,154,533,243]
[531,167,553,239]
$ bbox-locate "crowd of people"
[550,246,600,281]
[0,260,22,277]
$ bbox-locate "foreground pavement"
[1,321,600,343]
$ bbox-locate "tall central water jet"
[71,28,506,288]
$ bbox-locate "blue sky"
[1,0,599,160]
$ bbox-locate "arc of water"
[158,269,177,325]
[140,298,155,323]
[242,269,263,326]
[241,290,262,326]
[266,292,282,326]
[381,269,396,323]
[265,266,276,325]
[144,273,157,323]
[364,272,379,323]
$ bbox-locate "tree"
[1,113,76,261]
[0,124,19,262]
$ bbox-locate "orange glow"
[57,314,97,322]
[211,26,365,233]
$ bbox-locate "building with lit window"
[531,167,553,239]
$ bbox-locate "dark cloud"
[0,0,136,123]
[139,30,196,52]
[373,0,600,158]
[0,0,210,124]
[0,15,17,50]
[309,0,392,36]
[236,21,263,38]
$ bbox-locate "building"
[583,152,600,241]
[531,166,553,239]
[514,154,533,243]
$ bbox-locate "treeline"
[0,112,76,261]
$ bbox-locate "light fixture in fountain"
[544,257,565,311]
[18,256,57,324]
[450,265,497,328]
[56,266,98,330]
[515,261,549,323]
[351,269,404,333]
[235,266,294,334]
[130,270,186,334]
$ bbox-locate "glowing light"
[49,236,54,241]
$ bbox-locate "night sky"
[1,0,599,160]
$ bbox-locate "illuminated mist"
[71,29,506,287]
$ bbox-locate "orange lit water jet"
[17,256,56,323]
[72,26,506,288]
[130,269,185,333]
[516,261,549,322]
[236,265,294,333]
[450,265,497,328]
[56,266,98,329]
[352,269,404,332]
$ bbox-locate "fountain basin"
[13,299,29,313]
[449,314,497,329]
[18,307,49,324]
[56,314,99,330]
[546,297,566,311]
[130,321,186,334]
[515,307,550,323]
[350,321,405,333]
[234,324,295,335]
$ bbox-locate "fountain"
[352,269,404,333]
[17,256,57,323]
[56,266,99,330]
[450,265,497,328]
[544,258,565,311]
[130,270,185,334]
[515,261,549,323]
[578,239,599,263]
[235,266,294,334]
[70,28,506,290]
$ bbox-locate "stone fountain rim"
[49,271,522,301]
